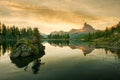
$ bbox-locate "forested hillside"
[0,22,41,41]
[83,22,120,47]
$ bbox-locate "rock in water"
[10,39,45,58]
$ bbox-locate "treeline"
[83,22,120,42]
[0,22,41,41]
[48,33,70,39]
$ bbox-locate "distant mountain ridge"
[50,23,96,35]
[69,22,96,34]
[47,23,97,39]
[50,31,68,35]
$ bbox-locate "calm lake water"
[0,41,120,80]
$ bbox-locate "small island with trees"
[0,22,45,58]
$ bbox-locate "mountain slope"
[48,23,96,39]
[69,22,96,34]
[83,21,120,48]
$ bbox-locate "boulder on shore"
[10,39,45,58]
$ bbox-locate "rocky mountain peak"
[69,23,96,34]
[83,22,95,31]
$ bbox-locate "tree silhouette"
[0,22,41,42]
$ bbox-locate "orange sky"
[0,0,120,34]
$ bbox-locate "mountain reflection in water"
[1,40,120,59]
[0,40,120,80]
[46,40,120,58]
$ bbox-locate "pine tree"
[33,28,41,43]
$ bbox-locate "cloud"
[0,0,120,33]
[0,0,97,24]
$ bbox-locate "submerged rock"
[10,39,45,58]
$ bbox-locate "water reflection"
[10,52,45,74]
[47,40,69,47]
[104,48,120,58]
[0,40,16,55]
[1,40,120,75]
[46,40,120,58]
[1,40,120,80]
[1,40,120,59]
[69,45,95,56]
[0,40,45,74]
[32,59,45,74]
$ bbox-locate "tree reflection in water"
[32,59,45,74]
[1,40,120,74]
[0,40,45,74]
[10,52,45,74]
[46,40,120,58]
[10,41,45,74]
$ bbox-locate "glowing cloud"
[0,0,120,33]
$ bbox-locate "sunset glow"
[0,0,120,33]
